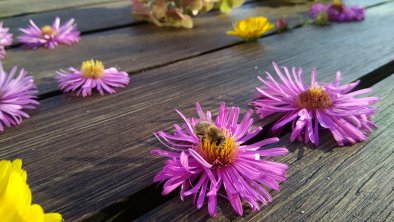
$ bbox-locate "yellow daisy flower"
[226,16,274,41]
[0,159,62,222]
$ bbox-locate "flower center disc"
[198,135,237,168]
[297,87,333,110]
[80,60,105,78]
[41,26,56,36]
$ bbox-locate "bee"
[194,121,226,147]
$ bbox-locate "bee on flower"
[152,102,288,216]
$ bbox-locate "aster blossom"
[310,0,365,22]
[252,62,379,146]
[152,102,288,216]
[0,63,38,131]
[0,22,13,59]
[0,159,62,222]
[56,60,130,97]
[18,17,80,49]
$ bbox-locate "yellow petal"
[44,213,63,222]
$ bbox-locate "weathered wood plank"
[136,75,394,222]
[2,1,133,42]
[1,0,312,95]
[0,0,128,19]
[0,2,393,221]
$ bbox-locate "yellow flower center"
[80,60,105,78]
[41,25,56,36]
[198,135,238,168]
[297,87,333,110]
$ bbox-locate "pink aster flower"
[152,102,289,216]
[0,63,38,131]
[56,60,130,97]
[252,62,379,146]
[310,0,365,22]
[0,22,13,59]
[18,17,80,49]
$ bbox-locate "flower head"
[0,159,62,222]
[252,62,379,146]
[276,16,288,32]
[310,0,365,22]
[227,16,274,41]
[153,102,288,216]
[0,22,13,59]
[18,17,80,49]
[56,59,130,97]
[0,63,38,132]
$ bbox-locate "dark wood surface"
[0,0,393,221]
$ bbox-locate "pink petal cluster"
[0,63,38,131]
[56,63,130,97]
[310,3,365,22]
[0,22,13,59]
[18,17,80,49]
[253,63,379,146]
[153,102,288,216]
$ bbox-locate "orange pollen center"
[297,87,333,110]
[41,26,56,36]
[198,136,237,169]
[80,60,105,79]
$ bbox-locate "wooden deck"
[1,0,393,221]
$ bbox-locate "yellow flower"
[226,16,274,41]
[0,159,62,222]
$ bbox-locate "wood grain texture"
[0,2,392,221]
[2,1,133,43]
[0,0,313,95]
[136,75,394,222]
[0,0,128,18]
